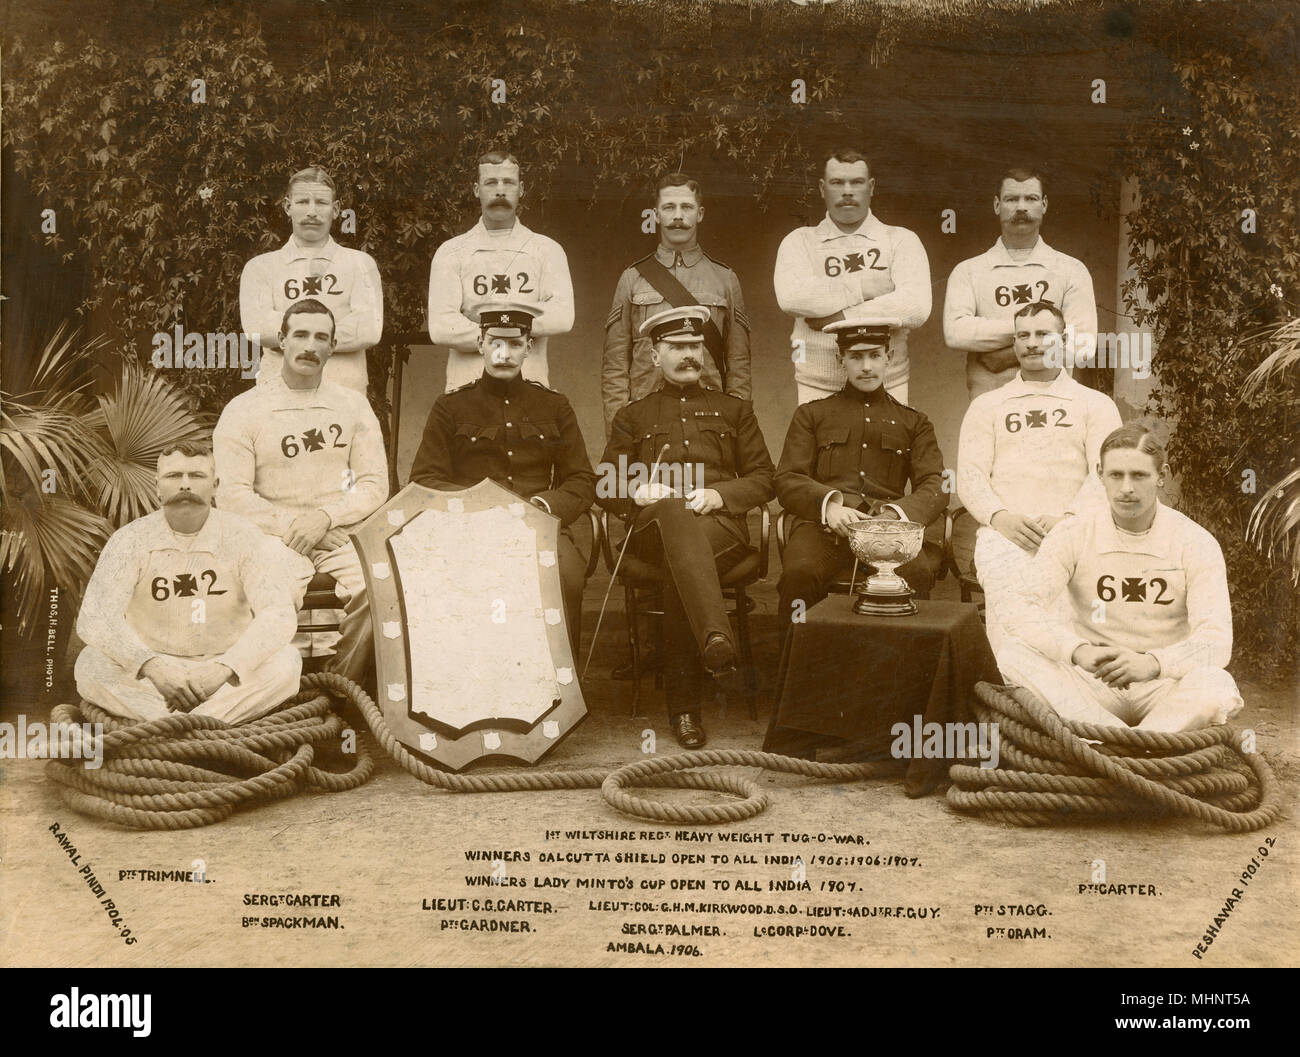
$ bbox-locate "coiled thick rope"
[322,673,898,825]
[46,673,374,830]
[946,683,1282,832]
[48,672,898,828]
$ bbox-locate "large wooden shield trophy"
[351,479,586,770]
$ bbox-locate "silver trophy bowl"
[847,518,925,616]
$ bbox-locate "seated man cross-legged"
[1000,425,1243,732]
[776,319,947,630]
[75,443,301,724]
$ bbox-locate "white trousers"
[75,644,302,725]
[998,641,1243,733]
[287,540,373,683]
[973,525,1070,659]
[797,379,907,406]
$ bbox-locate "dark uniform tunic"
[599,380,775,716]
[775,383,947,626]
[601,245,751,435]
[409,373,597,645]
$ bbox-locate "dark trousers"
[557,528,587,657]
[777,522,939,634]
[630,499,746,718]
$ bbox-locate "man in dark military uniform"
[601,172,751,436]
[410,304,596,651]
[776,320,947,631]
[599,306,775,748]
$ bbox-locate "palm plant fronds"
[1,494,112,635]
[1241,317,1300,401]
[84,362,213,526]
[1246,467,1300,588]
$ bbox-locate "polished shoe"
[700,632,736,674]
[671,712,707,749]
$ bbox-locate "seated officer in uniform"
[598,305,776,748]
[214,298,389,684]
[75,443,301,723]
[1000,425,1243,732]
[776,320,947,630]
[408,304,597,651]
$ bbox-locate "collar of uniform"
[478,372,530,400]
[659,379,703,398]
[988,236,1055,267]
[815,210,883,242]
[280,234,339,264]
[1003,369,1078,400]
[470,216,533,248]
[267,378,336,409]
[1093,501,1170,558]
[654,243,704,268]
[839,382,891,406]
[151,506,222,550]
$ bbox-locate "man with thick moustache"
[240,165,383,394]
[774,148,931,406]
[599,306,775,749]
[214,298,389,684]
[944,167,1098,400]
[775,320,948,632]
[428,150,575,391]
[75,443,301,724]
[602,171,751,435]
[409,305,596,652]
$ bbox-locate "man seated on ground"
[75,443,301,723]
[956,299,1122,656]
[775,319,947,632]
[408,304,596,653]
[999,424,1243,732]
[598,305,776,748]
[213,298,389,685]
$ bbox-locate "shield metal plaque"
[351,479,586,770]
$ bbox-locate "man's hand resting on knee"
[1072,644,1160,689]
[633,482,681,507]
[991,510,1046,552]
[825,501,868,538]
[141,657,203,713]
[185,661,236,705]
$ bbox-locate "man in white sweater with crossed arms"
[427,150,574,391]
[1000,424,1242,732]
[957,300,1122,658]
[943,166,1097,400]
[214,298,389,683]
[240,166,383,394]
[774,148,931,405]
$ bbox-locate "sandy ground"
[2,571,1296,968]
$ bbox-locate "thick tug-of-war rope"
[48,672,898,829]
[947,683,1282,832]
[328,672,898,825]
[46,673,374,830]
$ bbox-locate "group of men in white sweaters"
[74,148,1242,746]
